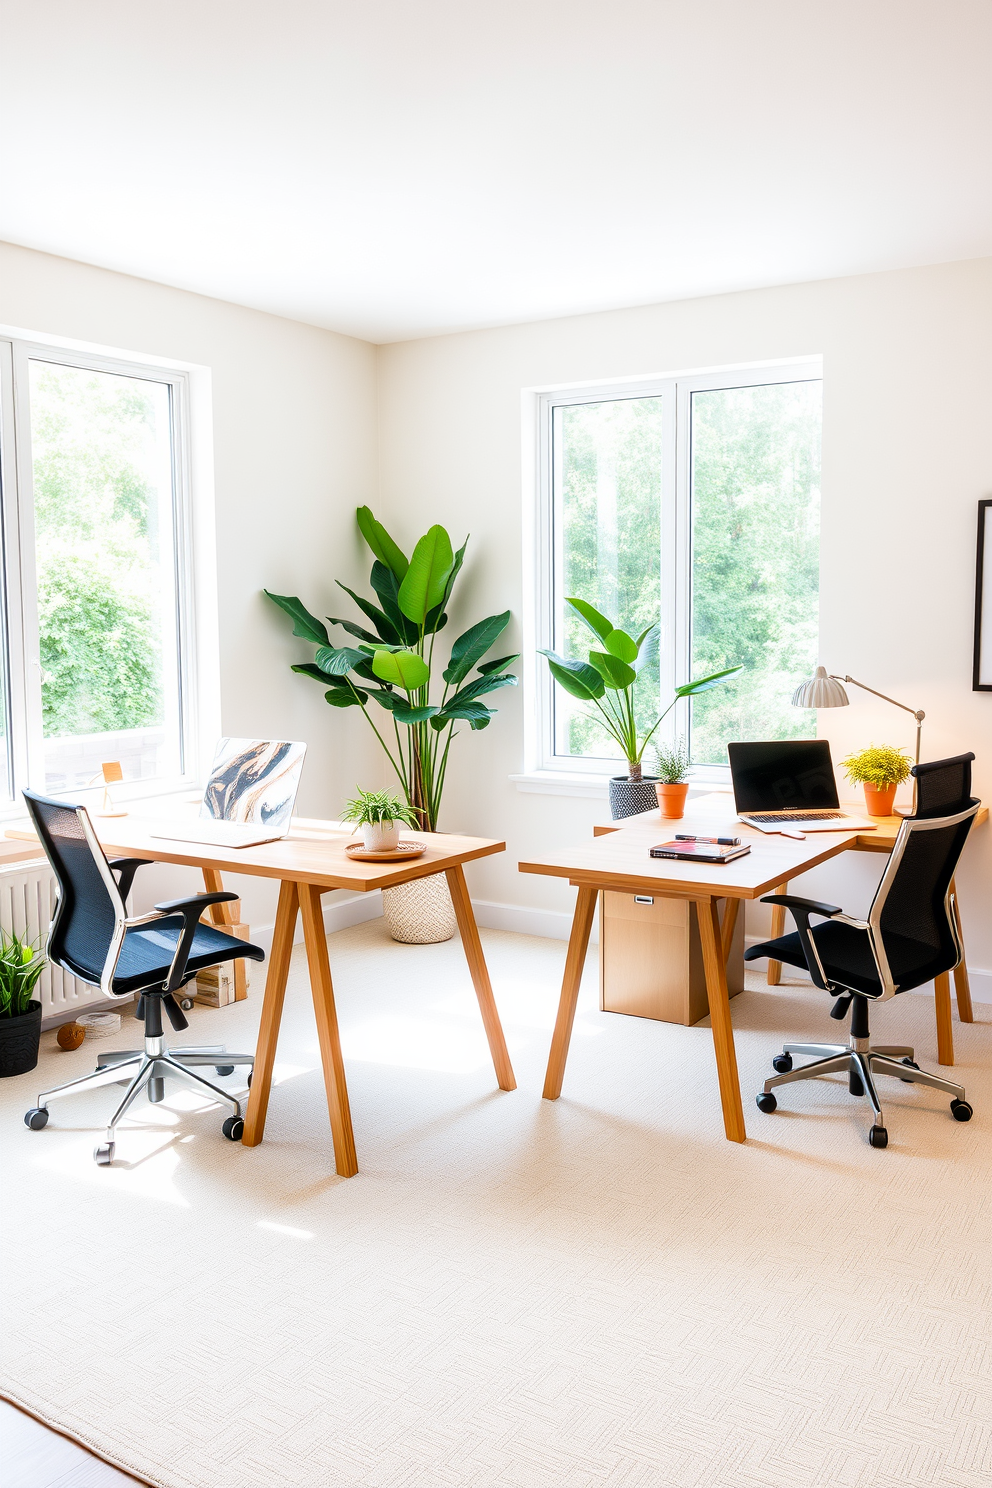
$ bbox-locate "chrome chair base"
[27,1036,254,1164]
[758,1037,969,1146]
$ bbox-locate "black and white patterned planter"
[608,776,660,820]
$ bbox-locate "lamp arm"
[832,676,924,723]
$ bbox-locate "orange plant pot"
[863,782,898,817]
[656,782,690,820]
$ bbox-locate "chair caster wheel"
[900,1058,920,1082]
[94,1142,115,1165]
[756,1092,777,1113]
[24,1107,49,1130]
[246,1071,252,1087]
[222,1115,244,1141]
[868,1125,888,1149]
[215,1065,235,1076]
[772,1054,792,1074]
[179,998,194,1011]
[849,1072,865,1098]
[950,1099,973,1122]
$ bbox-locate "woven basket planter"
[382,872,457,944]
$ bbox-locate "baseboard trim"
[253,890,384,956]
[471,897,599,943]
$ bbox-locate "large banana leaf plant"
[265,508,518,831]
[540,598,741,780]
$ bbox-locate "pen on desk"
[674,834,741,846]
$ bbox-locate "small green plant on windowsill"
[340,787,420,852]
[653,737,691,785]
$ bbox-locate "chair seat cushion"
[745,919,948,997]
[110,917,264,995]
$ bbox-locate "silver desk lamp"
[791,666,925,814]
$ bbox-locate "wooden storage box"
[599,891,744,1026]
[195,921,252,1007]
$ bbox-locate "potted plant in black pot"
[540,598,741,818]
[0,928,47,1078]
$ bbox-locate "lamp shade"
[791,666,850,709]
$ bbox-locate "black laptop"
[728,740,875,832]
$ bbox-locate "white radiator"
[0,858,107,1023]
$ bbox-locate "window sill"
[510,772,737,801]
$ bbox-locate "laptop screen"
[728,740,840,813]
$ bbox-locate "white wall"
[377,259,992,970]
[0,242,380,933]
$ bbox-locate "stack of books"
[195,922,252,1007]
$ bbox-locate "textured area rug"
[2,920,991,1488]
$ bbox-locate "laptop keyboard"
[744,810,845,822]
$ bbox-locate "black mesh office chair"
[21,790,264,1165]
[744,754,978,1148]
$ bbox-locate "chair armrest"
[108,856,153,904]
[759,894,842,991]
[153,890,239,915]
[760,894,842,917]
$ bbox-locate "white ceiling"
[2,0,991,343]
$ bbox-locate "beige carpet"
[1,919,990,1488]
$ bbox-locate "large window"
[0,339,195,806]
[535,363,822,777]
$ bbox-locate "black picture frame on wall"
[974,499,992,691]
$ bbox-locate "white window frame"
[0,334,201,815]
[520,357,822,793]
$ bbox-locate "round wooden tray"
[344,839,427,862]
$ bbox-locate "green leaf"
[325,615,384,646]
[444,672,517,710]
[324,686,366,708]
[334,580,402,645]
[477,653,519,676]
[391,703,440,724]
[398,525,454,624]
[566,597,613,643]
[539,650,606,701]
[431,700,494,730]
[589,651,637,690]
[292,661,350,686]
[372,648,431,690]
[603,628,638,663]
[633,623,660,674]
[443,611,511,685]
[369,561,420,644]
[314,645,367,676]
[675,664,743,696]
[263,591,330,647]
[425,537,467,634]
[356,507,409,580]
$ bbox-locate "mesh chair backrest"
[875,810,976,980]
[23,790,121,984]
[912,753,974,819]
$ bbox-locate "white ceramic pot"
[362,820,401,852]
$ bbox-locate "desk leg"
[242,879,298,1146]
[445,866,516,1092]
[697,897,747,1143]
[949,880,973,1023]
[766,882,788,985]
[934,972,954,1067]
[721,898,740,964]
[299,882,358,1177]
[543,885,598,1101]
[201,867,248,1000]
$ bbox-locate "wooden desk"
[520,817,861,1143]
[7,816,514,1176]
[592,794,989,1067]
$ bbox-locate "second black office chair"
[745,754,978,1148]
[21,790,264,1165]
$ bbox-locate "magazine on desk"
[649,840,751,864]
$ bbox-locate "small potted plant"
[340,787,420,852]
[653,737,691,819]
[0,928,47,1078]
[840,743,913,817]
